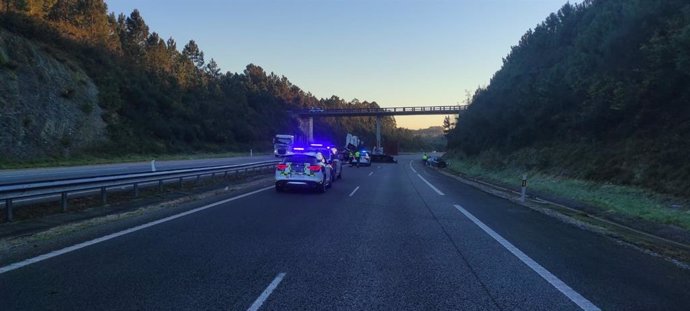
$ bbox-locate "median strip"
[453,204,600,311]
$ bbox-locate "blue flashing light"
[293,147,305,151]
[309,143,324,147]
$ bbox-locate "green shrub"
[79,102,93,114]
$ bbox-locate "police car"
[275,148,333,193]
[359,150,372,167]
[305,143,342,181]
[350,150,371,167]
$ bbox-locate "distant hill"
[447,0,690,196]
[397,126,446,152]
[411,126,444,137]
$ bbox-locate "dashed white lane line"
[368,172,374,176]
[409,160,418,174]
[416,174,444,196]
[0,186,274,275]
[246,272,286,311]
[349,186,360,197]
[453,204,601,311]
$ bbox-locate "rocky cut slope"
[0,28,106,160]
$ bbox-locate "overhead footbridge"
[292,105,467,117]
[291,105,468,149]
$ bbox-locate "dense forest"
[0,0,438,160]
[447,0,690,197]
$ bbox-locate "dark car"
[427,156,447,168]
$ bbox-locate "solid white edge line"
[409,160,418,174]
[349,186,360,197]
[416,174,444,196]
[368,172,374,176]
[453,204,601,311]
[246,272,286,311]
[0,186,274,275]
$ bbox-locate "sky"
[106,0,573,129]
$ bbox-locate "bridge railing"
[292,105,468,115]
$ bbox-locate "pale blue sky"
[106,0,573,129]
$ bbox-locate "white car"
[275,152,332,193]
[351,151,371,167]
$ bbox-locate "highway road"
[0,155,275,186]
[1,154,689,310]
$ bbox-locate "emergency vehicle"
[275,147,333,193]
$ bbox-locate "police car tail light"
[308,165,321,172]
[276,164,288,171]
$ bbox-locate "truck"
[345,133,360,151]
[273,134,295,157]
[345,133,398,163]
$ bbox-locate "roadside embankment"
[442,155,690,265]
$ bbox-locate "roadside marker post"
[520,174,527,202]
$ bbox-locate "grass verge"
[445,156,690,231]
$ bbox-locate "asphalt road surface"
[0,155,275,185]
[1,154,689,310]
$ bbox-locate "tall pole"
[308,116,314,143]
[375,114,382,152]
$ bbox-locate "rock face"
[0,29,106,160]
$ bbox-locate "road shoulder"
[0,176,274,267]
[432,166,690,268]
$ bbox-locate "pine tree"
[118,9,149,62]
[182,40,204,69]
[442,115,455,135]
[205,58,221,78]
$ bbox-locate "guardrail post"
[179,177,183,188]
[5,199,13,222]
[101,187,107,205]
[61,192,68,212]
[158,180,163,191]
[133,183,139,198]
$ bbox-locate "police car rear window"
[283,155,317,164]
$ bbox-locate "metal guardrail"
[0,160,280,222]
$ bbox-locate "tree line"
[447,0,690,196]
[1,0,438,157]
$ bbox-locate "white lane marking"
[453,204,601,311]
[409,160,417,174]
[247,272,286,311]
[349,186,360,197]
[416,174,444,196]
[368,172,373,176]
[0,186,274,275]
